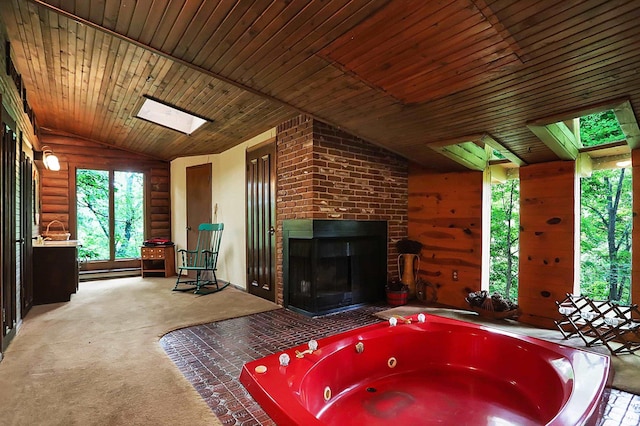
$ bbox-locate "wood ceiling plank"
[102,0,122,30]
[114,0,135,35]
[158,0,204,54]
[146,0,186,50]
[187,1,260,69]
[74,21,89,128]
[317,0,521,103]
[497,0,605,42]
[345,9,489,82]
[107,49,158,147]
[127,0,154,40]
[88,0,105,25]
[92,38,128,140]
[372,23,640,125]
[50,9,65,129]
[86,30,112,136]
[233,1,387,90]
[137,0,170,45]
[212,0,309,75]
[171,0,236,60]
[325,0,465,68]
[8,1,48,122]
[58,0,73,12]
[73,0,89,17]
[328,0,636,115]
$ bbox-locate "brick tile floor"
[160,306,640,425]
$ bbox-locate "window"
[489,178,520,301]
[528,100,638,302]
[76,169,145,263]
[579,111,632,303]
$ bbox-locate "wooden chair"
[173,223,229,294]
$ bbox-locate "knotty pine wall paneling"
[408,163,484,309]
[518,161,578,328]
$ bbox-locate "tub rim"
[239,313,612,426]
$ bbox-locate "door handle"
[186,225,191,231]
[269,226,275,235]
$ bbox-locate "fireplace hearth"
[283,220,387,316]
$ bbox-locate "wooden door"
[246,140,276,302]
[1,123,17,351]
[186,164,212,277]
[20,150,33,315]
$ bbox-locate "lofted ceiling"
[1,0,640,171]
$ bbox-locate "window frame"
[71,164,149,271]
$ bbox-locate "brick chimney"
[275,115,408,306]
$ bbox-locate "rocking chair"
[173,223,229,294]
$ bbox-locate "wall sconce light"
[34,146,61,171]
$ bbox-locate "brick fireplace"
[275,115,408,308]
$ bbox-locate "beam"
[481,134,527,166]
[527,122,581,160]
[428,133,525,171]
[430,141,487,171]
[613,100,640,150]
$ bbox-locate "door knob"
[269,226,275,235]
[186,225,192,231]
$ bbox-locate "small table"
[141,245,175,277]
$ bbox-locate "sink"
[40,240,79,247]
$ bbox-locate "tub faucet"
[392,314,412,324]
[295,340,318,358]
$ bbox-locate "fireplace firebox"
[283,220,387,316]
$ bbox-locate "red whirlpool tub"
[240,313,612,426]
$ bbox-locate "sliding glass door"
[76,168,144,267]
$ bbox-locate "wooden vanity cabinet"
[33,246,79,305]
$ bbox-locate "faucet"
[295,340,318,358]
[391,315,411,324]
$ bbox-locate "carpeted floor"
[375,304,640,395]
[0,276,279,426]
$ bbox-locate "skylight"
[136,97,207,135]
[579,110,625,147]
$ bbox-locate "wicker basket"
[43,220,71,241]
[468,306,521,319]
[465,297,521,319]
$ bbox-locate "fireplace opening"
[283,220,387,316]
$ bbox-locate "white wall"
[170,128,276,289]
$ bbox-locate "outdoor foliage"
[580,168,632,303]
[490,110,630,303]
[579,111,631,303]
[489,179,520,301]
[579,110,626,147]
[76,169,144,261]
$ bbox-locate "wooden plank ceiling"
[1,0,639,170]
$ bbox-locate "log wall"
[39,133,170,239]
